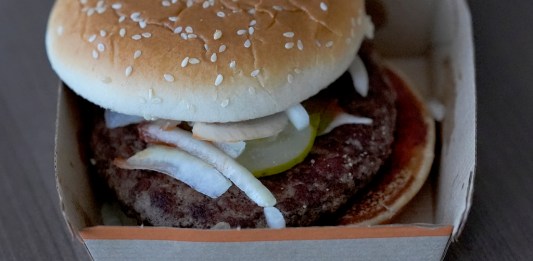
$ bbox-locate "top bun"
[46,0,370,122]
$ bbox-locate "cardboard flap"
[430,0,476,240]
[375,0,476,239]
[55,85,101,238]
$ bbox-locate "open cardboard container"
[54,0,476,260]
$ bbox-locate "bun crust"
[46,0,369,122]
[338,66,436,226]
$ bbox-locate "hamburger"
[46,0,434,229]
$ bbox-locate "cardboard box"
[54,0,476,260]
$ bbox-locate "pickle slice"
[237,115,319,177]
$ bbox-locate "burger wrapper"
[54,0,476,260]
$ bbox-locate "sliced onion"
[285,104,310,130]
[104,110,145,129]
[192,112,288,142]
[140,123,277,207]
[213,141,246,158]
[428,99,446,122]
[264,207,286,229]
[348,56,369,98]
[318,113,372,136]
[114,145,232,198]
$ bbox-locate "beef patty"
[89,50,397,228]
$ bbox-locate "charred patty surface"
[90,51,397,228]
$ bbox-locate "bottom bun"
[337,67,435,225]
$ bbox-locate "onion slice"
[264,207,286,229]
[192,112,288,142]
[140,123,277,207]
[318,113,373,136]
[213,141,246,158]
[348,56,369,98]
[285,104,310,130]
[104,110,144,129]
[114,145,232,198]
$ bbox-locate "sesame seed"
[210,53,217,62]
[288,74,294,83]
[315,40,322,47]
[244,39,251,48]
[119,28,126,37]
[297,40,304,50]
[186,0,193,7]
[112,3,122,9]
[174,26,183,34]
[119,16,126,23]
[273,5,283,11]
[188,33,197,39]
[142,32,152,38]
[131,12,141,21]
[285,42,294,49]
[237,29,247,35]
[87,8,95,16]
[251,69,260,77]
[202,1,210,8]
[217,11,225,17]
[215,74,223,86]
[249,20,257,26]
[100,30,107,37]
[213,29,222,40]
[132,34,142,40]
[185,26,193,33]
[97,43,105,52]
[220,99,229,108]
[164,73,175,82]
[180,33,188,40]
[219,44,226,53]
[162,0,171,7]
[169,16,178,22]
[92,50,99,59]
[181,57,190,67]
[229,60,236,69]
[325,41,334,48]
[134,50,142,59]
[96,6,106,14]
[248,27,255,35]
[248,8,256,14]
[204,44,209,51]
[320,2,328,11]
[88,34,97,42]
[283,32,294,38]
[125,66,133,76]
[139,20,147,29]
[189,58,200,64]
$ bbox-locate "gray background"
[1,0,531,260]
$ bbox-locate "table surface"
[1,0,532,260]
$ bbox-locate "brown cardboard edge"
[54,84,82,242]
[80,225,453,242]
[456,2,477,239]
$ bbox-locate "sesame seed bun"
[46,0,371,122]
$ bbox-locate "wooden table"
[1,1,531,260]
